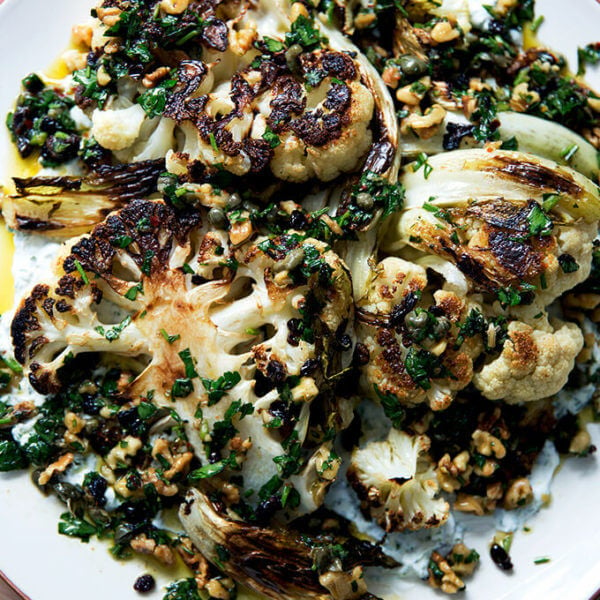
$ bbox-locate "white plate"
[0,1,599,599]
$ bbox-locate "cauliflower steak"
[11,199,354,517]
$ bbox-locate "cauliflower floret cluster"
[76,0,388,185]
[357,256,481,411]
[473,318,583,402]
[362,149,600,406]
[347,428,449,532]
[11,199,354,517]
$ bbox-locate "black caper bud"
[490,543,513,571]
[133,574,155,593]
[207,207,228,229]
[285,43,304,73]
[397,54,428,78]
[432,316,450,338]
[355,192,374,210]
[405,310,429,330]
[227,192,242,209]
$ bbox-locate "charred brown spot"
[484,155,583,197]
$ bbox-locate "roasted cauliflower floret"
[347,429,449,532]
[357,256,481,411]
[172,48,375,182]
[11,199,354,516]
[91,104,147,151]
[473,318,583,402]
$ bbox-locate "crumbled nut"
[319,566,367,600]
[354,11,377,29]
[142,468,179,496]
[291,377,319,402]
[105,435,143,469]
[396,76,431,105]
[160,0,191,14]
[472,429,506,459]
[96,6,122,27]
[229,220,254,246]
[221,482,241,504]
[96,65,112,87]
[104,39,121,54]
[382,65,402,89]
[205,578,234,600]
[142,66,171,88]
[509,82,541,112]
[437,451,472,492]
[454,493,485,516]
[71,23,93,47]
[430,21,460,44]
[569,428,592,455]
[495,0,518,16]
[64,411,85,434]
[177,536,211,584]
[229,27,257,56]
[38,452,75,486]
[290,2,309,20]
[131,534,175,565]
[428,551,465,594]
[503,477,534,509]
[401,104,447,139]
[473,458,498,478]
[447,543,479,577]
[62,49,88,73]
[64,431,89,452]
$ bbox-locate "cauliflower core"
[11,199,354,516]
[347,429,449,532]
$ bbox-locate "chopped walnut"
[142,66,171,89]
[430,21,460,44]
[229,220,254,246]
[105,435,142,469]
[446,543,479,577]
[142,468,179,496]
[428,551,465,594]
[160,0,190,14]
[205,577,235,600]
[229,27,257,56]
[37,453,75,486]
[472,429,506,459]
[401,104,447,139]
[96,6,122,27]
[454,493,485,516]
[64,411,85,435]
[509,82,541,112]
[354,11,377,30]
[436,451,472,492]
[319,566,367,600]
[131,534,175,565]
[503,477,534,509]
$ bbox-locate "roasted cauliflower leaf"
[180,489,397,600]
[347,429,449,533]
[2,160,164,237]
[11,198,354,516]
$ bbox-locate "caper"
[355,192,374,210]
[285,43,304,73]
[405,309,429,330]
[156,173,176,194]
[397,54,428,78]
[208,207,228,229]
[242,200,259,212]
[432,316,450,338]
[227,192,242,209]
